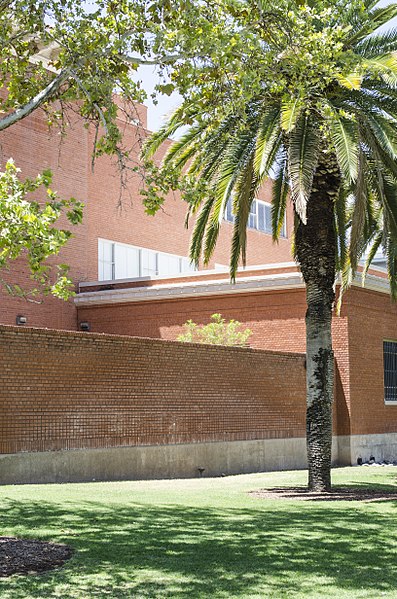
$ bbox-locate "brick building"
[1,104,397,483]
[0,104,292,330]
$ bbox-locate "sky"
[141,0,397,132]
[137,64,183,132]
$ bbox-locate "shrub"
[177,313,252,347]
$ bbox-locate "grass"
[0,466,397,598]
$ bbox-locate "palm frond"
[229,152,261,279]
[334,185,349,274]
[356,28,397,58]
[349,151,368,272]
[378,175,397,239]
[204,135,258,263]
[342,87,397,123]
[367,113,397,159]
[271,149,289,241]
[336,72,362,91]
[215,132,258,220]
[336,260,353,316]
[363,54,397,88]
[142,105,198,159]
[385,230,397,299]
[163,122,205,168]
[368,5,397,33]
[189,194,215,267]
[362,122,397,182]
[348,4,397,47]
[280,98,303,132]
[253,107,281,176]
[186,114,241,180]
[327,110,359,183]
[362,230,383,283]
[288,114,320,224]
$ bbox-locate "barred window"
[383,341,397,402]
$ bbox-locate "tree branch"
[121,53,185,66]
[0,69,70,132]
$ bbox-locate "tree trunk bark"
[295,154,341,492]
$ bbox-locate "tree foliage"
[1,1,152,156]
[141,0,397,293]
[1,0,251,155]
[177,313,252,346]
[0,160,83,299]
[0,0,170,297]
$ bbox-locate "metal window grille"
[383,340,397,402]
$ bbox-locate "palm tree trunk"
[295,154,341,492]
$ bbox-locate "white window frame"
[98,239,196,281]
[98,239,115,281]
[225,197,287,238]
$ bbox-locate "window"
[225,198,235,223]
[98,239,196,281]
[141,248,158,277]
[98,239,115,281]
[225,197,286,237]
[114,244,140,279]
[384,341,397,402]
[248,202,257,229]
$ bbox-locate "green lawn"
[0,467,396,598]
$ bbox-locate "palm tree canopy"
[143,0,397,295]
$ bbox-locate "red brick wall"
[344,287,397,436]
[78,288,307,349]
[0,110,89,331]
[0,324,306,455]
[0,106,293,330]
[77,286,376,438]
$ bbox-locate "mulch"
[250,487,397,502]
[0,537,73,578]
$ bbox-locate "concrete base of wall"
[1,437,311,485]
[1,433,394,485]
[338,432,397,465]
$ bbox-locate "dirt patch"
[0,537,73,578]
[250,487,397,502]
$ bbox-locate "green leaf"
[157,83,175,96]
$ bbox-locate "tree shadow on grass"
[0,495,397,598]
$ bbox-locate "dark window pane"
[384,341,397,402]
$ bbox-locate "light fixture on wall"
[16,315,27,326]
[79,321,91,332]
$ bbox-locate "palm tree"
[144,0,397,491]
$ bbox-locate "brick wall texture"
[3,283,397,456]
[77,284,397,442]
[0,105,293,331]
[0,325,306,455]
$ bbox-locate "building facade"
[0,104,293,330]
[1,103,397,480]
